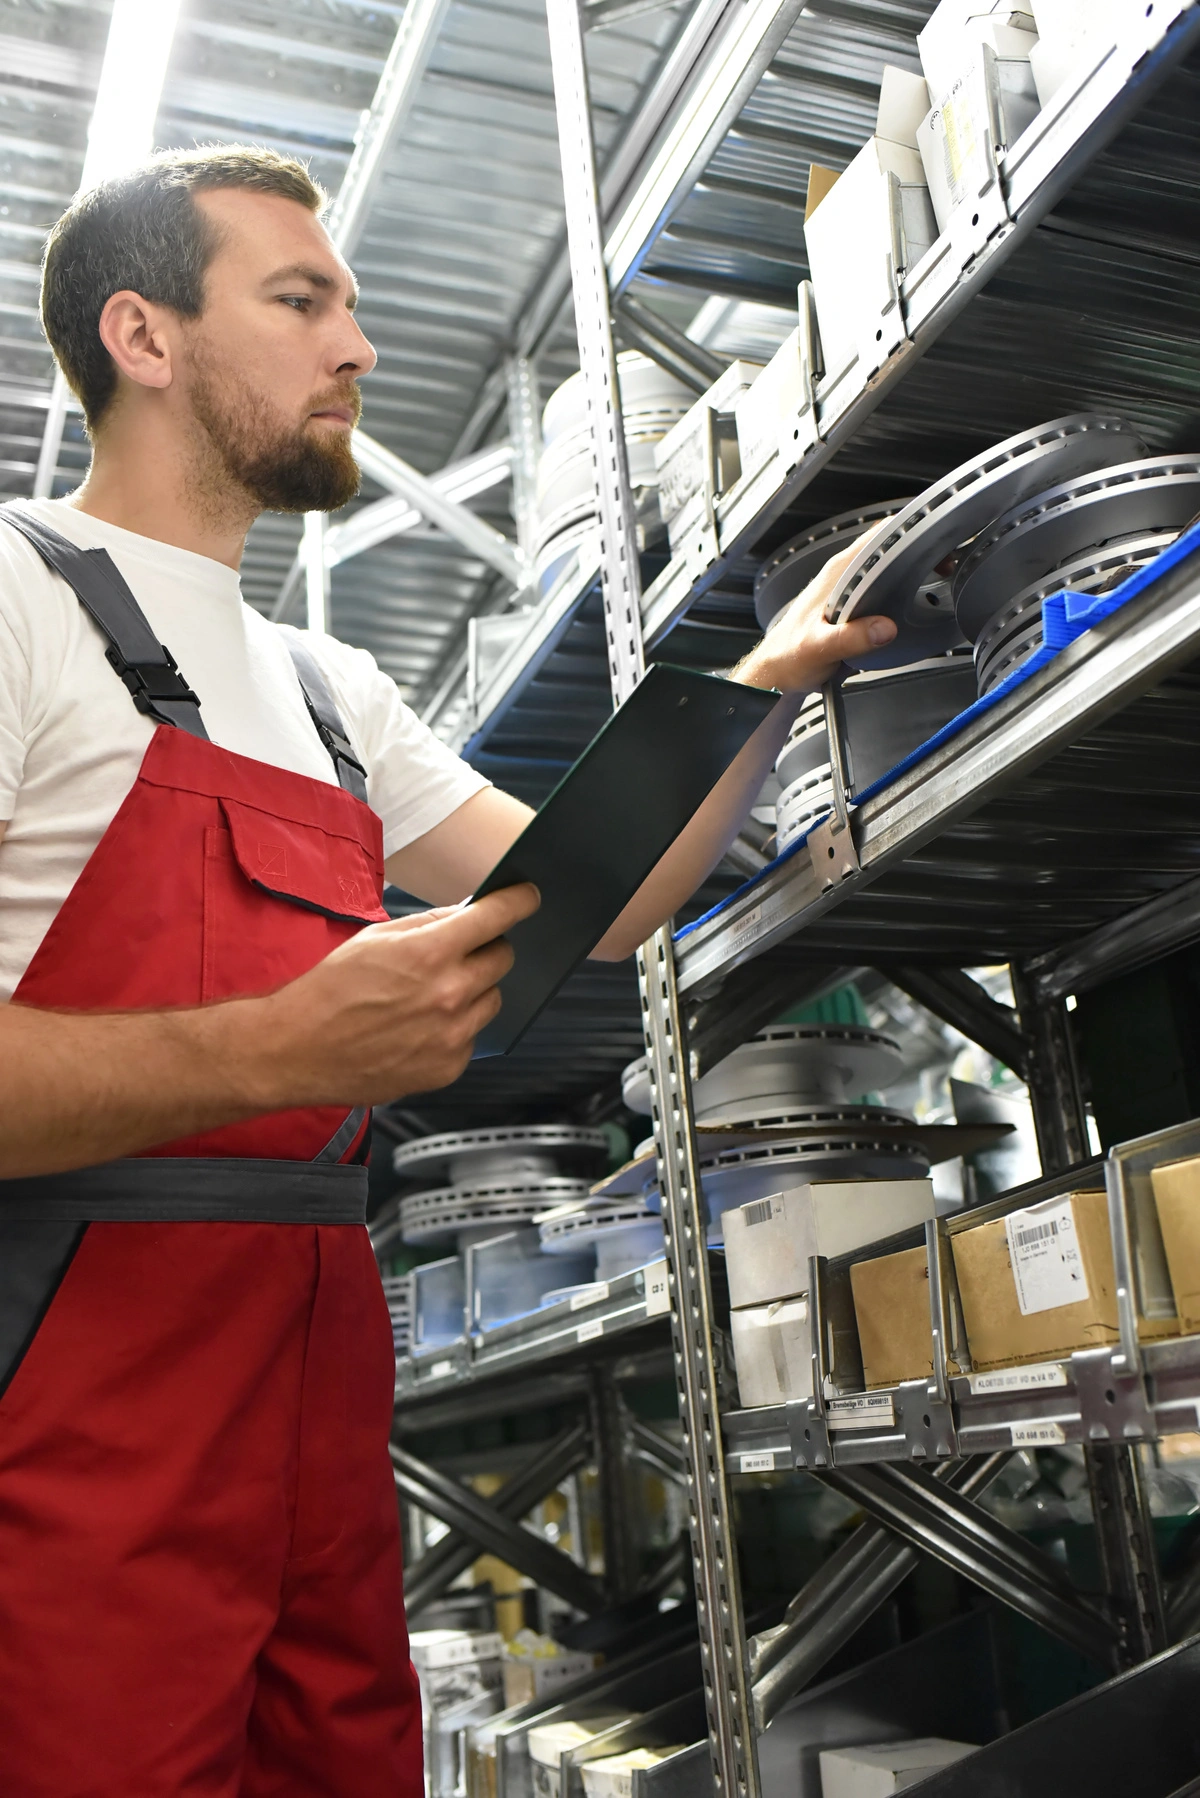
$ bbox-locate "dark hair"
[40,145,326,430]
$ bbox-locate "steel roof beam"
[269,439,515,622]
[324,0,454,261]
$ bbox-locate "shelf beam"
[883,966,1029,1078]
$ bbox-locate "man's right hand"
[248,882,540,1108]
[0,882,539,1178]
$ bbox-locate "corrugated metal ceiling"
[0,0,691,697]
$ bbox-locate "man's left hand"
[733,535,898,694]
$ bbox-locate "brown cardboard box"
[951,1189,1119,1370]
[1152,1154,1200,1332]
[850,1245,935,1389]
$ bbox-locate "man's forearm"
[0,995,288,1179]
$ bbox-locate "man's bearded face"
[186,342,363,514]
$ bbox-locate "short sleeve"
[304,634,490,858]
[0,526,42,823]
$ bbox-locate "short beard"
[187,363,362,515]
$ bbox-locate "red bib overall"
[0,511,422,1797]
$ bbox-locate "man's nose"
[335,312,377,378]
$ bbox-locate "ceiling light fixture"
[34,0,184,497]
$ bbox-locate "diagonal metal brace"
[402,1422,590,1616]
[749,1454,1008,1731]
[818,1460,1120,1667]
[883,965,1029,1076]
[391,1442,606,1615]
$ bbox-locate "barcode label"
[730,903,763,945]
[1013,1220,1059,1250]
[738,1452,776,1473]
[644,1260,671,1317]
[828,1393,895,1431]
[1011,1420,1066,1448]
[577,1320,604,1344]
[1004,1197,1089,1316]
[743,1199,776,1228]
[968,1362,1068,1396]
[430,1360,453,1379]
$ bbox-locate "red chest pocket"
[201,797,387,1004]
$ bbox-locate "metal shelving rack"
[391,4,1200,1792]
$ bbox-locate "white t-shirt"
[0,498,489,999]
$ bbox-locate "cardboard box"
[850,1245,935,1390]
[529,1718,633,1798]
[410,1628,504,1789]
[951,1190,1121,1369]
[724,1179,937,1310]
[917,46,1040,233]
[581,1748,686,1798]
[1152,1154,1200,1333]
[803,67,936,382]
[501,1636,598,1709]
[731,1296,812,1408]
[819,1738,978,1796]
[917,0,1037,101]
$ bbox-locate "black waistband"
[0,1158,368,1224]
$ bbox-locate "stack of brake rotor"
[751,417,1200,850]
[621,1024,925,1242]
[755,500,973,851]
[532,351,693,595]
[810,414,1200,697]
[391,1125,609,1252]
[380,1274,412,1359]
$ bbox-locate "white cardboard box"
[723,1179,937,1310]
[581,1748,685,1798]
[731,1295,812,1408]
[803,67,936,383]
[529,1717,634,1798]
[819,1738,978,1797]
[917,45,1040,233]
[917,1,1036,101]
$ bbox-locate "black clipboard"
[471,663,781,1056]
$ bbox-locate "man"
[0,147,895,1795]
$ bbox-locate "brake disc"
[973,528,1181,696]
[754,499,911,631]
[826,414,1146,669]
[953,455,1200,641]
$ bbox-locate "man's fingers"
[829,611,898,661]
[434,881,541,953]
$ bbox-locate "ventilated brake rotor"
[754,499,911,632]
[952,455,1200,642]
[826,414,1146,670]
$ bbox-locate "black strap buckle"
[105,644,203,720]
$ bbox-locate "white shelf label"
[728,902,763,948]
[968,1362,1069,1396]
[571,1283,608,1311]
[738,1452,776,1474]
[577,1319,604,1344]
[430,1360,453,1379]
[828,1393,895,1431]
[1011,1420,1067,1448]
[644,1259,671,1317]
[1005,1197,1089,1316]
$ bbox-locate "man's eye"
[280,295,311,311]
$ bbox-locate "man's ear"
[96,290,175,394]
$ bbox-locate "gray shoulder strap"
[0,503,208,739]
[278,625,369,804]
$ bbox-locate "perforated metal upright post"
[544,3,762,1793]
[1010,960,1166,1668]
